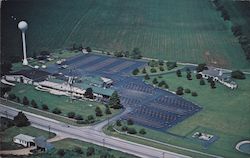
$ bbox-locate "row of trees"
[213,0,250,60]
[113,48,142,59]
[175,86,198,96]
[116,119,146,135]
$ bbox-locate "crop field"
[2,0,250,69]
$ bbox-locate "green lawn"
[105,73,250,158]
[0,125,55,150]
[2,0,250,69]
[29,138,138,158]
[8,83,120,125]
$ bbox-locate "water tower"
[18,21,28,65]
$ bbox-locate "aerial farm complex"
[1,0,250,158]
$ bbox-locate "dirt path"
[0,135,66,156]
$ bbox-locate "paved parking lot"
[46,53,202,131]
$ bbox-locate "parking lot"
[46,53,201,131]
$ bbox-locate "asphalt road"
[0,103,190,158]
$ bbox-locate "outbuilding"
[13,134,35,147]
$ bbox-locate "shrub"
[191,92,198,97]
[142,68,147,74]
[158,81,166,87]
[186,72,192,80]
[150,68,157,73]
[127,119,133,125]
[42,104,49,111]
[67,112,75,118]
[31,100,38,108]
[16,97,20,103]
[164,84,169,89]
[144,74,150,80]
[159,66,164,71]
[23,96,29,106]
[87,115,94,121]
[116,120,122,126]
[231,70,246,79]
[176,87,184,95]
[95,107,103,117]
[166,61,177,70]
[57,149,65,157]
[152,78,158,84]
[8,93,16,100]
[127,127,137,134]
[176,70,182,77]
[132,68,139,75]
[86,147,95,156]
[105,107,112,115]
[139,128,146,135]
[184,88,191,93]
[52,108,62,114]
[196,74,202,79]
[74,146,83,154]
[75,114,83,120]
[200,79,205,85]
[121,126,128,131]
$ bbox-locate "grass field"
[105,73,250,158]
[8,83,120,124]
[2,0,250,69]
[0,125,55,150]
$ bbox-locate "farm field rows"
[2,0,250,69]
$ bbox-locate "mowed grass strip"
[109,73,250,158]
[2,0,250,69]
[9,83,119,124]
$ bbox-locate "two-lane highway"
[0,103,190,158]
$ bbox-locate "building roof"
[11,69,50,81]
[201,67,221,77]
[34,136,54,150]
[14,134,35,142]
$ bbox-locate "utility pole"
[48,125,51,138]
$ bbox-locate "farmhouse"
[13,134,35,147]
[198,67,237,89]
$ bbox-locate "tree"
[52,108,62,114]
[164,83,169,89]
[127,127,137,134]
[132,68,139,75]
[14,112,30,127]
[42,104,49,111]
[186,72,192,80]
[176,87,184,95]
[67,112,76,118]
[8,93,16,100]
[17,97,20,103]
[105,107,112,115]
[231,70,246,79]
[74,146,83,154]
[121,126,128,131]
[196,63,207,72]
[84,88,94,99]
[142,68,147,74]
[57,149,65,157]
[109,91,122,109]
[158,81,166,87]
[196,74,202,79]
[159,66,164,71]
[116,120,122,126]
[184,88,191,93]
[124,51,130,57]
[176,70,182,77]
[95,106,103,117]
[158,60,164,66]
[210,81,216,89]
[200,79,205,85]
[191,92,198,97]
[127,119,133,125]
[139,128,146,135]
[85,47,92,52]
[114,51,123,57]
[86,147,95,156]
[152,78,158,84]
[75,114,83,120]
[31,100,38,108]
[150,68,157,73]
[0,61,12,76]
[144,74,150,80]
[131,48,142,59]
[23,96,29,106]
